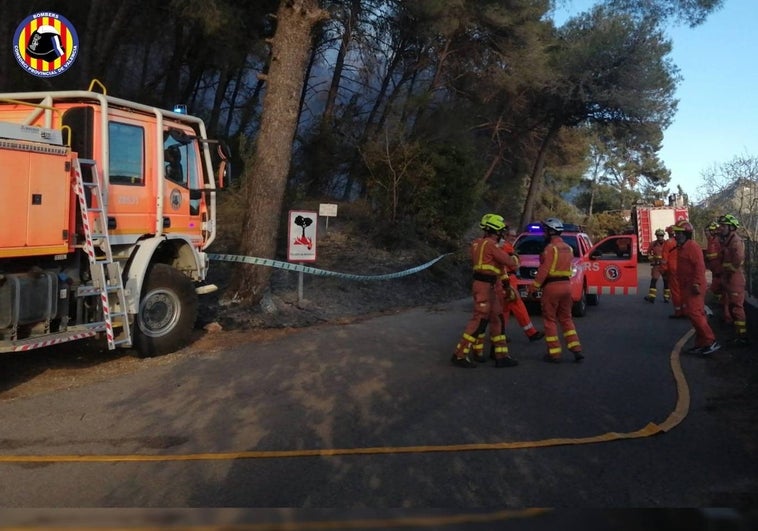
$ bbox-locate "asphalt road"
[0,269,756,525]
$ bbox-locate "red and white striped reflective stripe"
[13,331,97,351]
[101,291,114,346]
[587,286,638,295]
[73,165,96,262]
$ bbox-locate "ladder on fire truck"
[72,158,132,350]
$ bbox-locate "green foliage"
[0,0,726,277]
[575,181,642,213]
[583,211,630,242]
[608,0,725,27]
[361,135,483,248]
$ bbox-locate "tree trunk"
[520,125,559,228]
[225,0,329,306]
[322,0,359,128]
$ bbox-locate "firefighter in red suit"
[661,225,684,318]
[529,218,584,363]
[500,228,545,343]
[644,228,669,303]
[674,220,720,355]
[451,214,519,368]
[718,214,750,347]
[704,221,730,324]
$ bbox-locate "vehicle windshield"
[515,234,580,257]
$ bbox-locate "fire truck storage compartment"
[0,144,72,255]
[0,271,59,329]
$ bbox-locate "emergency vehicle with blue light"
[513,222,639,316]
[0,81,229,356]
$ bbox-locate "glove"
[691,284,701,295]
[505,285,517,302]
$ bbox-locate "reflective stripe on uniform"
[564,330,581,350]
[549,246,572,277]
[473,239,501,276]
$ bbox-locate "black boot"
[451,355,477,368]
[495,356,519,367]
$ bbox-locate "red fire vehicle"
[513,222,639,316]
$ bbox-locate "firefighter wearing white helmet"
[451,214,519,368]
[529,218,584,363]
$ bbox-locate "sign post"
[287,210,318,304]
[318,203,338,234]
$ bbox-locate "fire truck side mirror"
[216,143,231,189]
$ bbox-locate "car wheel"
[133,263,198,357]
[587,292,599,306]
[572,287,587,317]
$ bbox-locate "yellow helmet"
[480,213,506,232]
[718,214,740,229]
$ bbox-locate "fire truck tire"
[134,263,198,357]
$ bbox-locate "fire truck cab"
[0,82,228,356]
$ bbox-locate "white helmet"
[543,217,564,233]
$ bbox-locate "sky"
[554,0,757,201]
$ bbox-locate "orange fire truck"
[0,81,228,356]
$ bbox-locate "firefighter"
[500,227,545,343]
[661,224,684,318]
[705,221,730,324]
[674,220,721,355]
[164,145,184,183]
[451,214,519,368]
[644,228,669,303]
[718,214,750,347]
[528,218,583,363]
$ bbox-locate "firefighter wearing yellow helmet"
[644,228,669,303]
[660,224,683,317]
[704,221,729,323]
[451,214,519,368]
[717,214,750,347]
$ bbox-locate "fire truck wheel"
[134,263,198,357]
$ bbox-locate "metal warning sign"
[287,210,317,262]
